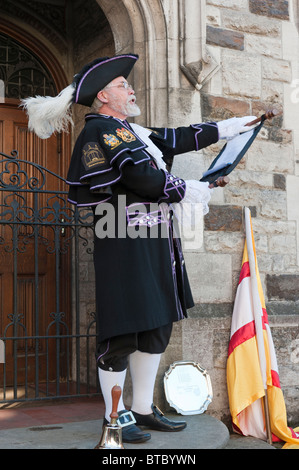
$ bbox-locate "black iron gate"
[0,150,100,404]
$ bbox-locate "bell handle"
[110,385,122,424]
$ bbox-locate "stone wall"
[157,0,299,429]
[16,0,296,429]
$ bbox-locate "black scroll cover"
[200,119,265,184]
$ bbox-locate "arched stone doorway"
[96,0,217,128]
[96,0,168,126]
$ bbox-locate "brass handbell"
[95,384,124,449]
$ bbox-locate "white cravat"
[130,123,167,170]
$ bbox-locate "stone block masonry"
[249,0,290,20]
[207,25,244,50]
[267,274,299,302]
[198,0,299,427]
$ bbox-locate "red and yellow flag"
[227,208,299,448]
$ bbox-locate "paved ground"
[0,397,278,450]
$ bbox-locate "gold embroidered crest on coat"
[103,133,121,149]
[82,143,106,168]
[116,127,136,143]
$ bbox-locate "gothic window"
[0,32,56,99]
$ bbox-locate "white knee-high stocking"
[98,368,127,422]
[129,350,161,415]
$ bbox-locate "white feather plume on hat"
[21,83,75,139]
[21,54,138,139]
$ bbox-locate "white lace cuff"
[172,180,212,233]
[217,116,257,140]
[182,180,212,215]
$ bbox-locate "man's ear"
[97,90,108,104]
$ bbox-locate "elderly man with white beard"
[22,54,257,444]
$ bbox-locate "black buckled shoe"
[103,410,151,444]
[132,404,187,432]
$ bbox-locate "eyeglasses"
[106,81,133,91]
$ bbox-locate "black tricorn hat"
[73,53,139,107]
[21,53,139,139]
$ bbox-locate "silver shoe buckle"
[116,411,136,428]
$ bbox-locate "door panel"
[0,102,71,386]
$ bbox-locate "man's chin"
[127,104,141,117]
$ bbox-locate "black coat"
[66,114,218,342]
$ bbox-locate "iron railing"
[0,150,100,404]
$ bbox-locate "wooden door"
[0,101,71,388]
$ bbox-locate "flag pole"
[244,207,272,445]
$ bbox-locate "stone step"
[224,433,277,449]
[125,412,230,450]
[0,412,276,449]
[0,413,228,449]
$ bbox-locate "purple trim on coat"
[172,128,176,148]
[67,115,151,185]
[172,222,187,308]
[96,339,110,364]
[89,178,119,190]
[66,153,151,187]
[82,166,116,177]
[88,155,150,191]
[126,203,165,228]
[158,171,186,204]
[65,180,82,186]
[67,196,111,207]
[149,159,158,169]
[66,177,112,187]
[191,122,218,150]
[191,124,202,151]
[160,204,184,321]
[83,115,152,163]
[109,144,148,165]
